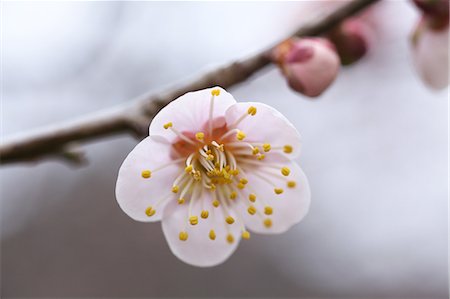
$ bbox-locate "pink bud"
[328,18,371,65]
[411,19,449,90]
[273,38,340,97]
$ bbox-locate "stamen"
[145,206,156,217]
[185,165,193,173]
[172,186,180,193]
[226,233,235,244]
[274,188,284,195]
[201,210,209,219]
[287,181,297,188]
[195,132,205,142]
[239,178,248,185]
[225,216,235,224]
[209,229,216,240]
[209,89,220,136]
[248,193,256,202]
[281,167,291,176]
[179,231,188,241]
[262,143,271,152]
[263,218,273,228]
[247,106,257,116]
[178,198,185,204]
[247,205,257,215]
[231,106,257,128]
[283,145,293,154]
[212,199,220,207]
[141,170,151,179]
[242,230,251,240]
[163,122,173,129]
[229,191,237,200]
[264,206,273,215]
[189,216,198,225]
[257,154,265,160]
[236,130,246,141]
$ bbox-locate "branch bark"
[0,0,379,165]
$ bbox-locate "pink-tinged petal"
[411,22,449,90]
[237,154,310,234]
[161,192,242,267]
[150,87,237,143]
[115,136,182,222]
[225,102,302,158]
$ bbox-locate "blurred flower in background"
[410,0,449,90]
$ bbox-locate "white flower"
[115,87,311,267]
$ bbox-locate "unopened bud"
[328,18,371,66]
[273,37,340,97]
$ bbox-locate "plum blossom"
[116,87,311,267]
[273,37,340,97]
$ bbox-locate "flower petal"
[150,87,237,143]
[236,154,311,234]
[225,102,302,158]
[161,191,242,267]
[115,136,182,222]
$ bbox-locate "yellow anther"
[209,229,216,240]
[212,200,220,207]
[262,143,271,152]
[263,218,273,228]
[247,205,257,215]
[248,193,256,202]
[281,167,291,176]
[229,191,237,200]
[287,181,297,188]
[247,106,257,116]
[177,198,185,205]
[274,188,284,194]
[225,216,235,224]
[264,206,273,215]
[257,154,265,160]
[172,185,179,193]
[242,230,251,239]
[145,207,156,217]
[185,165,193,173]
[179,231,188,241]
[189,216,199,226]
[283,145,293,154]
[195,132,205,141]
[211,89,220,96]
[141,170,152,179]
[201,210,209,219]
[236,130,246,141]
[226,233,235,244]
[207,154,215,161]
[231,169,239,175]
[163,122,173,130]
[252,147,260,155]
[239,178,248,185]
[237,183,245,189]
[209,184,216,191]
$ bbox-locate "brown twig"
[0,0,379,166]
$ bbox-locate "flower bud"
[328,18,371,65]
[273,38,340,97]
[410,18,449,90]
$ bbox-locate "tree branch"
[0,0,379,165]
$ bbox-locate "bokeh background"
[1,1,448,298]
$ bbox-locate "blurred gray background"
[1,1,448,298]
